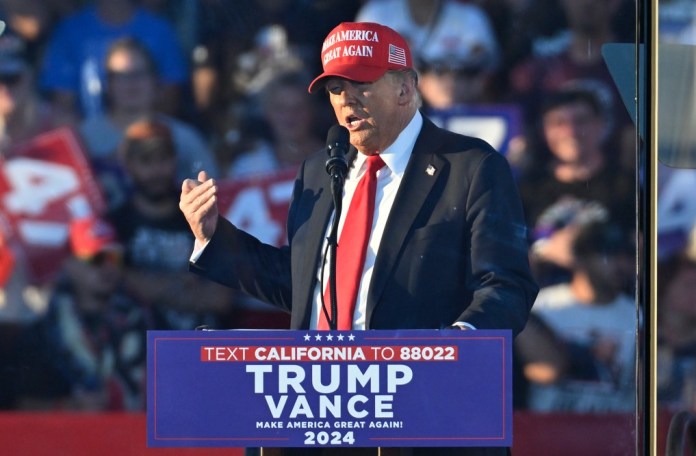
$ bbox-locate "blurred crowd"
[0,0,692,417]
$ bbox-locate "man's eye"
[327,85,341,95]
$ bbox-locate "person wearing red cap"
[181,22,537,456]
[12,216,150,411]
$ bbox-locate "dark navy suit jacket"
[191,117,538,337]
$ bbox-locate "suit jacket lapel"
[367,119,447,326]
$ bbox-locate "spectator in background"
[138,0,199,57]
[79,37,217,210]
[107,119,232,331]
[517,86,634,240]
[512,312,572,409]
[199,0,359,63]
[416,24,500,111]
[0,0,60,67]
[38,0,187,121]
[14,216,149,411]
[369,0,502,108]
[231,24,306,102]
[207,23,312,173]
[355,0,499,68]
[517,213,636,413]
[656,165,696,262]
[529,197,611,285]
[471,0,566,81]
[506,0,635,169]
[0,0,84,68]
[224,70,326,178]
[0,32,60,148]
[189,1,361,143]
[0,32,56,380]
[354,0,527,162]
[194,0,361,97]
[657,246,696,413]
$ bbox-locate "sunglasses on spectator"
[107,69,151,81]
[82,249,123,267]
[0,73,22,86]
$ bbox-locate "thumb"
[197,170,209,183]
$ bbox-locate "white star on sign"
[348,334,355,341]
[326,334,334,341]
[337,334,345,341]
[315,334,323,341]
[304,334,311,341]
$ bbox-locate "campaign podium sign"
[147,329,512,449]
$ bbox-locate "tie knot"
[365,154,385,174]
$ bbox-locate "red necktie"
[319,154,385,330]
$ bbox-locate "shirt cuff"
[189,239,210,263]
[451,322,476,330]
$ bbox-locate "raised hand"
[179,170,219,244]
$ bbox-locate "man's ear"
[397,79,412,105]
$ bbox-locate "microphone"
[325,124,349,179]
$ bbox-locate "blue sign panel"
[426,104,523,156]
[147,329,512,448]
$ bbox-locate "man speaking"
[180,22,538,456]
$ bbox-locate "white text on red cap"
[322,30,380,51]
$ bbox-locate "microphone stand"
[323,125,349,331]
[326,172,344,331]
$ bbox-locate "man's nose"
[336,85,359,106]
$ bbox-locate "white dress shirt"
[310,112,423,330]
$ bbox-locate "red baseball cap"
[308,22,413,93]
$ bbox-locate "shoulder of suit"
[420,116,496,155]
[430,126,498,157]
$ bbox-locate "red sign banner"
[215,167,297,247]
[0,128,106,282]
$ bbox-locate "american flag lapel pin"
[426,164,436,176]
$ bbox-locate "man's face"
[67,250,123,312]
[419,66,487,109]
[264,84,315,144]
[325,73,406,155]
[543,101,605,164]
[125,144,177,202]
[106,49,156,113]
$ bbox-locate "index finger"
[182,177,201,193]
[182,170,213,193]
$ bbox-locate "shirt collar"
[352,111,423,177]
